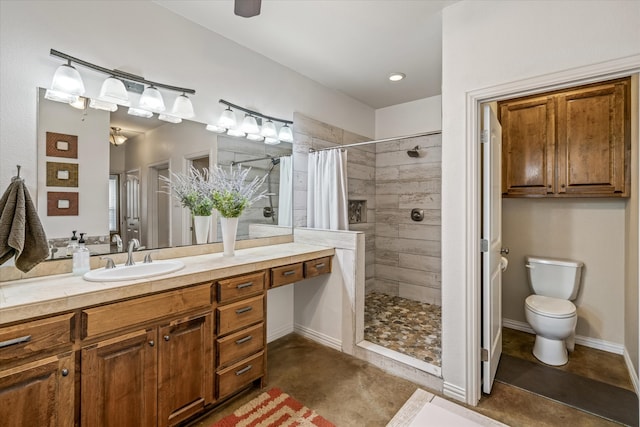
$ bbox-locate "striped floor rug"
[212,388,335,427]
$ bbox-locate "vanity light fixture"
[45,60,85,104]
[98,77,130,106]
[206,124,226,133]
[127,107,153,118]
[158,114,182,124]
[278,123,294,143]
[69,97,87,110]
[388,72,406,82]
[138,85,165,112]
[213,99,294,145]
[171,93,194,119]
[47,49,195,119]
[89,98,118,112]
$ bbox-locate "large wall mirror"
[37,88,293,259]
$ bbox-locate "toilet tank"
[525,256,583,300]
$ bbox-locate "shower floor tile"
[364,292,441,366]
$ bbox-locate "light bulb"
[218,107,237,128]
[139,85,165,112]
[99,77,130,106]
[171,93,194,118]
[50,62,85,96]
[278,124,293,143]
[240,114,260,134]
[260,119,277,138]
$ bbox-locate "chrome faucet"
[112,234,123,252]
[125,238,140,266]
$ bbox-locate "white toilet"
[524,256,583,366]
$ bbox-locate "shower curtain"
[307,149,348,230]
[278,156,293,226]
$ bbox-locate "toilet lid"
[525,295,576,318]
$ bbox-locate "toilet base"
[533,335,568,366]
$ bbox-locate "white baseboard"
[293,324,342,351]
[267,324,294,343]
[502,318,624,355]
[442,381,466,403]
[623,347,640,395]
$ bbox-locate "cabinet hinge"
[481,348,489,362]
[481,130,489,144]
[481,239,489,252]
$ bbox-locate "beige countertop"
[0,242,334,325]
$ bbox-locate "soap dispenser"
[66,230,79,257]
[73,233,91,276]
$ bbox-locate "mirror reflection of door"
[189,156,210,244]
[124,170,141,246]
[148,163,171,249]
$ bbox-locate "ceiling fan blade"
[234,0,261,18]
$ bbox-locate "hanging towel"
[0,179,49,272]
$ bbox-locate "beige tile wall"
[292,113,442,304]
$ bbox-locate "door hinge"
[481,129,489,144]
[481,239,489,252]
[481,348,489,362]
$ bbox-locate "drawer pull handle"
[283,270,296,276]
[164,335,170,342]
[235,307,253,314]
[315,263,325,268]
[236,282,254,289]
[235,335,253,345]
[235,365,253,376]
[61,369,69,377]
[0,335,31,349]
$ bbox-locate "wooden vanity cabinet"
[214,271,267,400]
[0,313,75,427]
[80,283,213,427]
[499,77,630,198]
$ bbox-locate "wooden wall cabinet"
[499,77,630,198]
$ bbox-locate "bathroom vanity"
[0,243,334,427]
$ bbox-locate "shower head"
[271,158,280,166]
[407,146,420,158]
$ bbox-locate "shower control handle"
[500,248,509,255]
[411,208,424,222]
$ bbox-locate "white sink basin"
[83,260,185,282]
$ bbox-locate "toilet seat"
[525,295,576,319]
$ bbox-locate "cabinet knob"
[164,335,170,342]
[561,184,566,188]
[149,340,155,347]
[61,368,69,377]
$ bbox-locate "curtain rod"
[231,154,291,166]
[308,131,441,153]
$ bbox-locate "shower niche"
[348,200,367,224]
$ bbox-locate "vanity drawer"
[304,256,332,278]
[217,295,264,336]
[217,271,265,304]
[217,322,265,368]
[82,283,212,339]
[270,263,304,288]
[216,351,265,399]
[0,313,74,364]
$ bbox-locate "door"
[158,311,213,427]
[0,354,74,427]
[481,104,503,394]
[81,329,157,427]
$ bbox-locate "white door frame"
[463,55,640,405]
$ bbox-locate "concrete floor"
[190,332,633,426]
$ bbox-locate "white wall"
[0,0,374,199]
[442,0,640,403]
[375,95,442,139]
[503,199,626,344]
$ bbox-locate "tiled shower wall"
[292,113,441,304]
[373,134,441,305]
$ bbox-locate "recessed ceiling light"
[388,72,406,82]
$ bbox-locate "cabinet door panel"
[82,329,157,427]
[557,80,628,195]
[499,96,555,196]
[158,311,213,427]
[0,354,74,427]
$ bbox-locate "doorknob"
[500,248,509,255]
